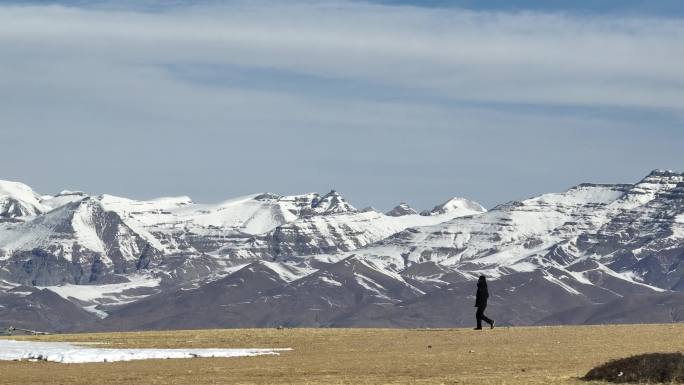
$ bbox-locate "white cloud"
[0,1,682,113]
[0,1,682,209]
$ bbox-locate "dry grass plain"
[1,324,683,384]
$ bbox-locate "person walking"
[474,275,494,330]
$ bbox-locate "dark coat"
[475,280,489,308]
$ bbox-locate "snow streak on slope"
[39,274,162,318]
[674,214,684,238]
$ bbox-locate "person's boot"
[489,320,495,329]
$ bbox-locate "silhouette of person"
[474,275,494,330]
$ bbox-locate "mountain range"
[1,170,683,332]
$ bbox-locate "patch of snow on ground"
[0,340,290,363]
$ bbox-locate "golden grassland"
[1,324,683,384]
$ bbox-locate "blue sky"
[1,1,683,210]
[376,0,684,15]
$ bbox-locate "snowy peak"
[615,169,684,209]
[57,190,87,197]
[34,197,150,257]
[0,180,46,219]
[99,194,193,214]
[310,190,357,215]
[421,197,486,217]
[252,193,282,202]
[386,203,418,217]
[530,183,629,207]
[0,196,160,285]
[645,169,684,178]
[41,190,90,211]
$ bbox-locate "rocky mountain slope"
[1,170,683,331]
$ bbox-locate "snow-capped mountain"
[386,203,417,217]
[0,197,161,286]
[0,181,46,219]
[1,170,683,332]
[420,197,487,217]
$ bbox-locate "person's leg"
[480,307,494,328]
[482,314,493,325]
[475,307,483,329]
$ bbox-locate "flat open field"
[1,324,683,384]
